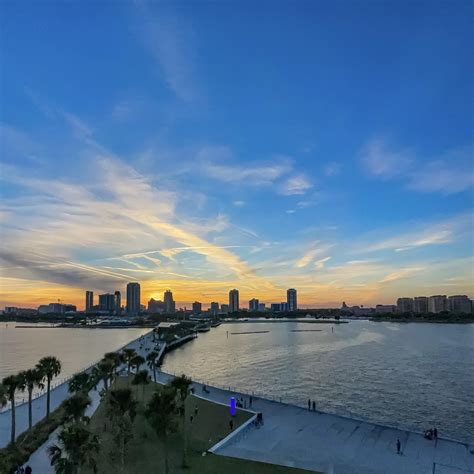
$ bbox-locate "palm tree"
[97,359,114,391]
[145,386,177,474]
[68,372,90,394]
[146,351,159,382]
[104,352,123,375]
[130,354,145,374]
[2,374,21,444]
[121,348,136,376]
[106,388,138,473]
[63,393,91,423]
[18,368,44,429]
[36,356,62,418]
[48,422,99,474]
[131,370,150,402]
[170,375,193,467]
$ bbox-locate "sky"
[0,0,473,310]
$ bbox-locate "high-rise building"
[220,304,229,314]
[249,298,259,311]
[397,297,414,313]
[99,293,116,312]
[164,290,175,313]
[114,291,121,314]
[229,289,239,312]
[126,282,141,314]
[258,303,266,312]
[413,296,428,313]
[428,295,447,313]
[85,291,93,312]
[271,303,281,312]
[192,301,202,315]
[287,288,297,311]
[280,302,288,311]
[448,295,472,313]
[210,302,219,316]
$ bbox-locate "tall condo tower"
[114,291,121,314]
[126,282,141,314]
[85,291,93,312]
[287,288,297,311]
[229,289,239,312]
[164,290,175,313]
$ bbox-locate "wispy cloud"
[135,3,200,101]
[279,174,313,195]
[362,138,473,194]
[361,138,412,178]
[314,256,331,269]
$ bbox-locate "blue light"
[230,397,236,416]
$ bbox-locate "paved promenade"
[134,331,473,474]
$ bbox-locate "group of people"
[424,427,438,440]
[307,398,316,411]
[236,396,252,409]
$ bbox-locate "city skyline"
[1,1,473,310]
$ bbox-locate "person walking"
[194,405,198,416]
[229,419,234,431]
[249,396,253,407]
[308,398,311,410]
[25,467,32,474]
[434,427,438,439]
[396,439,401,455]
[312,401,316,411]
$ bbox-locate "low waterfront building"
[220,304,229,314]
[375,305,396,313]
[148,298,165,313]
[258,303,266,312]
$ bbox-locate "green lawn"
[86,376,315,474]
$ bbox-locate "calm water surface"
[161,321,474,443]
[0,323,150,400]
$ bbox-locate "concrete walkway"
[137,331,473,474]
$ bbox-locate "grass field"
[85,376,315,474]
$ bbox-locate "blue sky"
[1,0,473,309]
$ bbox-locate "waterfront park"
[1,328,472,474]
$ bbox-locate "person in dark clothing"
[229,419,234,430]
[434,428,438,439]
[308,398,311,410]
[25,467,32,474]
[312,401,316,411]
[249,396,253,407]
[190,415,194,423]
[396,439,401,455]
[194,405,198,416]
